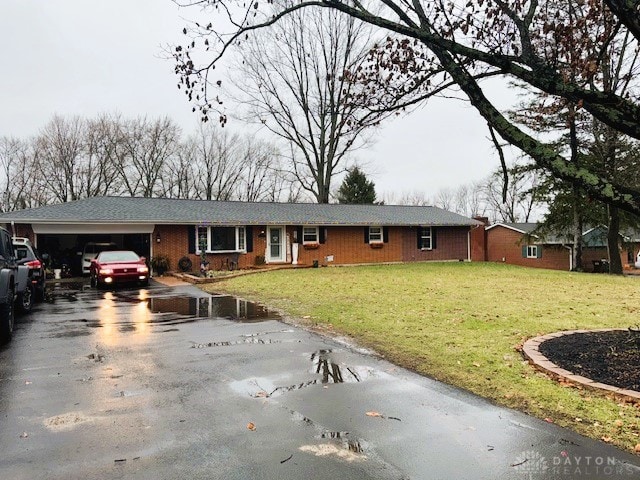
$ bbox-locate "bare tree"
[115,116,181,197]
[234,138,285,202]
[190,125,244,200]
[83,114,124,197]
[229,2,393,203]
[0,137,45,211]
[483,167,542,223]
[35,115,85,203]
[162,136,198,199]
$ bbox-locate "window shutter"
[383,226,389,243]
[188,226,196,254]
[537,246,543,258]
[364,227,369,243]
[417,227,422,249]
[296,226,303,243]
[431,228,437,249]
[521,245,527,258]
[319,227,326,244]
[246,226,253,253]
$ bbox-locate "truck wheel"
[17,285,33,313]
[0,287,15,343]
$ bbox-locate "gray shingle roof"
[0,196,481,227]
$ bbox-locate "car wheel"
[17,285,33,314]
[90,273,97,288]
[0,287,15,343]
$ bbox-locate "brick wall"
[486,225,571,271]
[150,224,472,272]
[470,217,488,261]
[401,226,469,262]
[14,224,35,242]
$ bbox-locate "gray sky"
[1,0,511,199]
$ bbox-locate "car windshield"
[98,251,140,263]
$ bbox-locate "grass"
[201,262,640,453]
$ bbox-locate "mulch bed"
[538,330,640,392]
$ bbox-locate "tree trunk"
[572,201,583,271]
[607,204,623,274]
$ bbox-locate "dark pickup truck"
[0,226,17,342]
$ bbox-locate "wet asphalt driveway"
[1,281,639,480]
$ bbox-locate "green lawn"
[201,262,640,453]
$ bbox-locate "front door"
[267,226,286,263]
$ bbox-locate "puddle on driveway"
[47,282,280,334]
[230,350,391,398]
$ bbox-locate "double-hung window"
[368,226,383,243]
[302,226,319,244]
[196,226,246,253]
[418,227,432,250]
[526,245,538,258]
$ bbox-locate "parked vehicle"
[90,250,149,288]
[0,227,17,342]
[82,242,117,275]
[14,264,34,313]
[635,251,640,269]
[13,237,46,301]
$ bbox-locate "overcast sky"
[1,0,515,200]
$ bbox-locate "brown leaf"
[634,444,640,453]
[366,411,383,418]
[544,418,554,423]
[247,422,256,431]
[254,391,268,398]
[601,436,612,443]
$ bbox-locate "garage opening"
[36,233,151,276]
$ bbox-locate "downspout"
[467,229,471,261]
[563,245,573,271]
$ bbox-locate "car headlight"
[138,266,149,273]
[99,268,113,275]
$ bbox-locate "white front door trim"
[266,226,286,263]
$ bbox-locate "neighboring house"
[0,196,481,274]
[483,222,640,272]
[485,223,573,271]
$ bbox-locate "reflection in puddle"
[147,296,280,322]
[50,283,280,344]
[231,350,386,399]
[310,350,362,384]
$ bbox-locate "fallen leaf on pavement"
[544,418,554,423]
[254,391,268,398]
[247,422,256,431]
[20,432,28,438]
[366,411,383,418]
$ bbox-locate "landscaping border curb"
[522,329,640,403]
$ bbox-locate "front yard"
[202,262,640,453]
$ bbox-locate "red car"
[89,250,149,288]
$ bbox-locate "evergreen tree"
[337,167,376,204]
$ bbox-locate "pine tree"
[336,167,376,204]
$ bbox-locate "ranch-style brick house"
[480,222,640,272]
[0,196,482,273]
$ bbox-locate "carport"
[31,223,153,275]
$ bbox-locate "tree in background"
[0,114,299,207]
[174,0,640,216]
[336,166,376,204]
